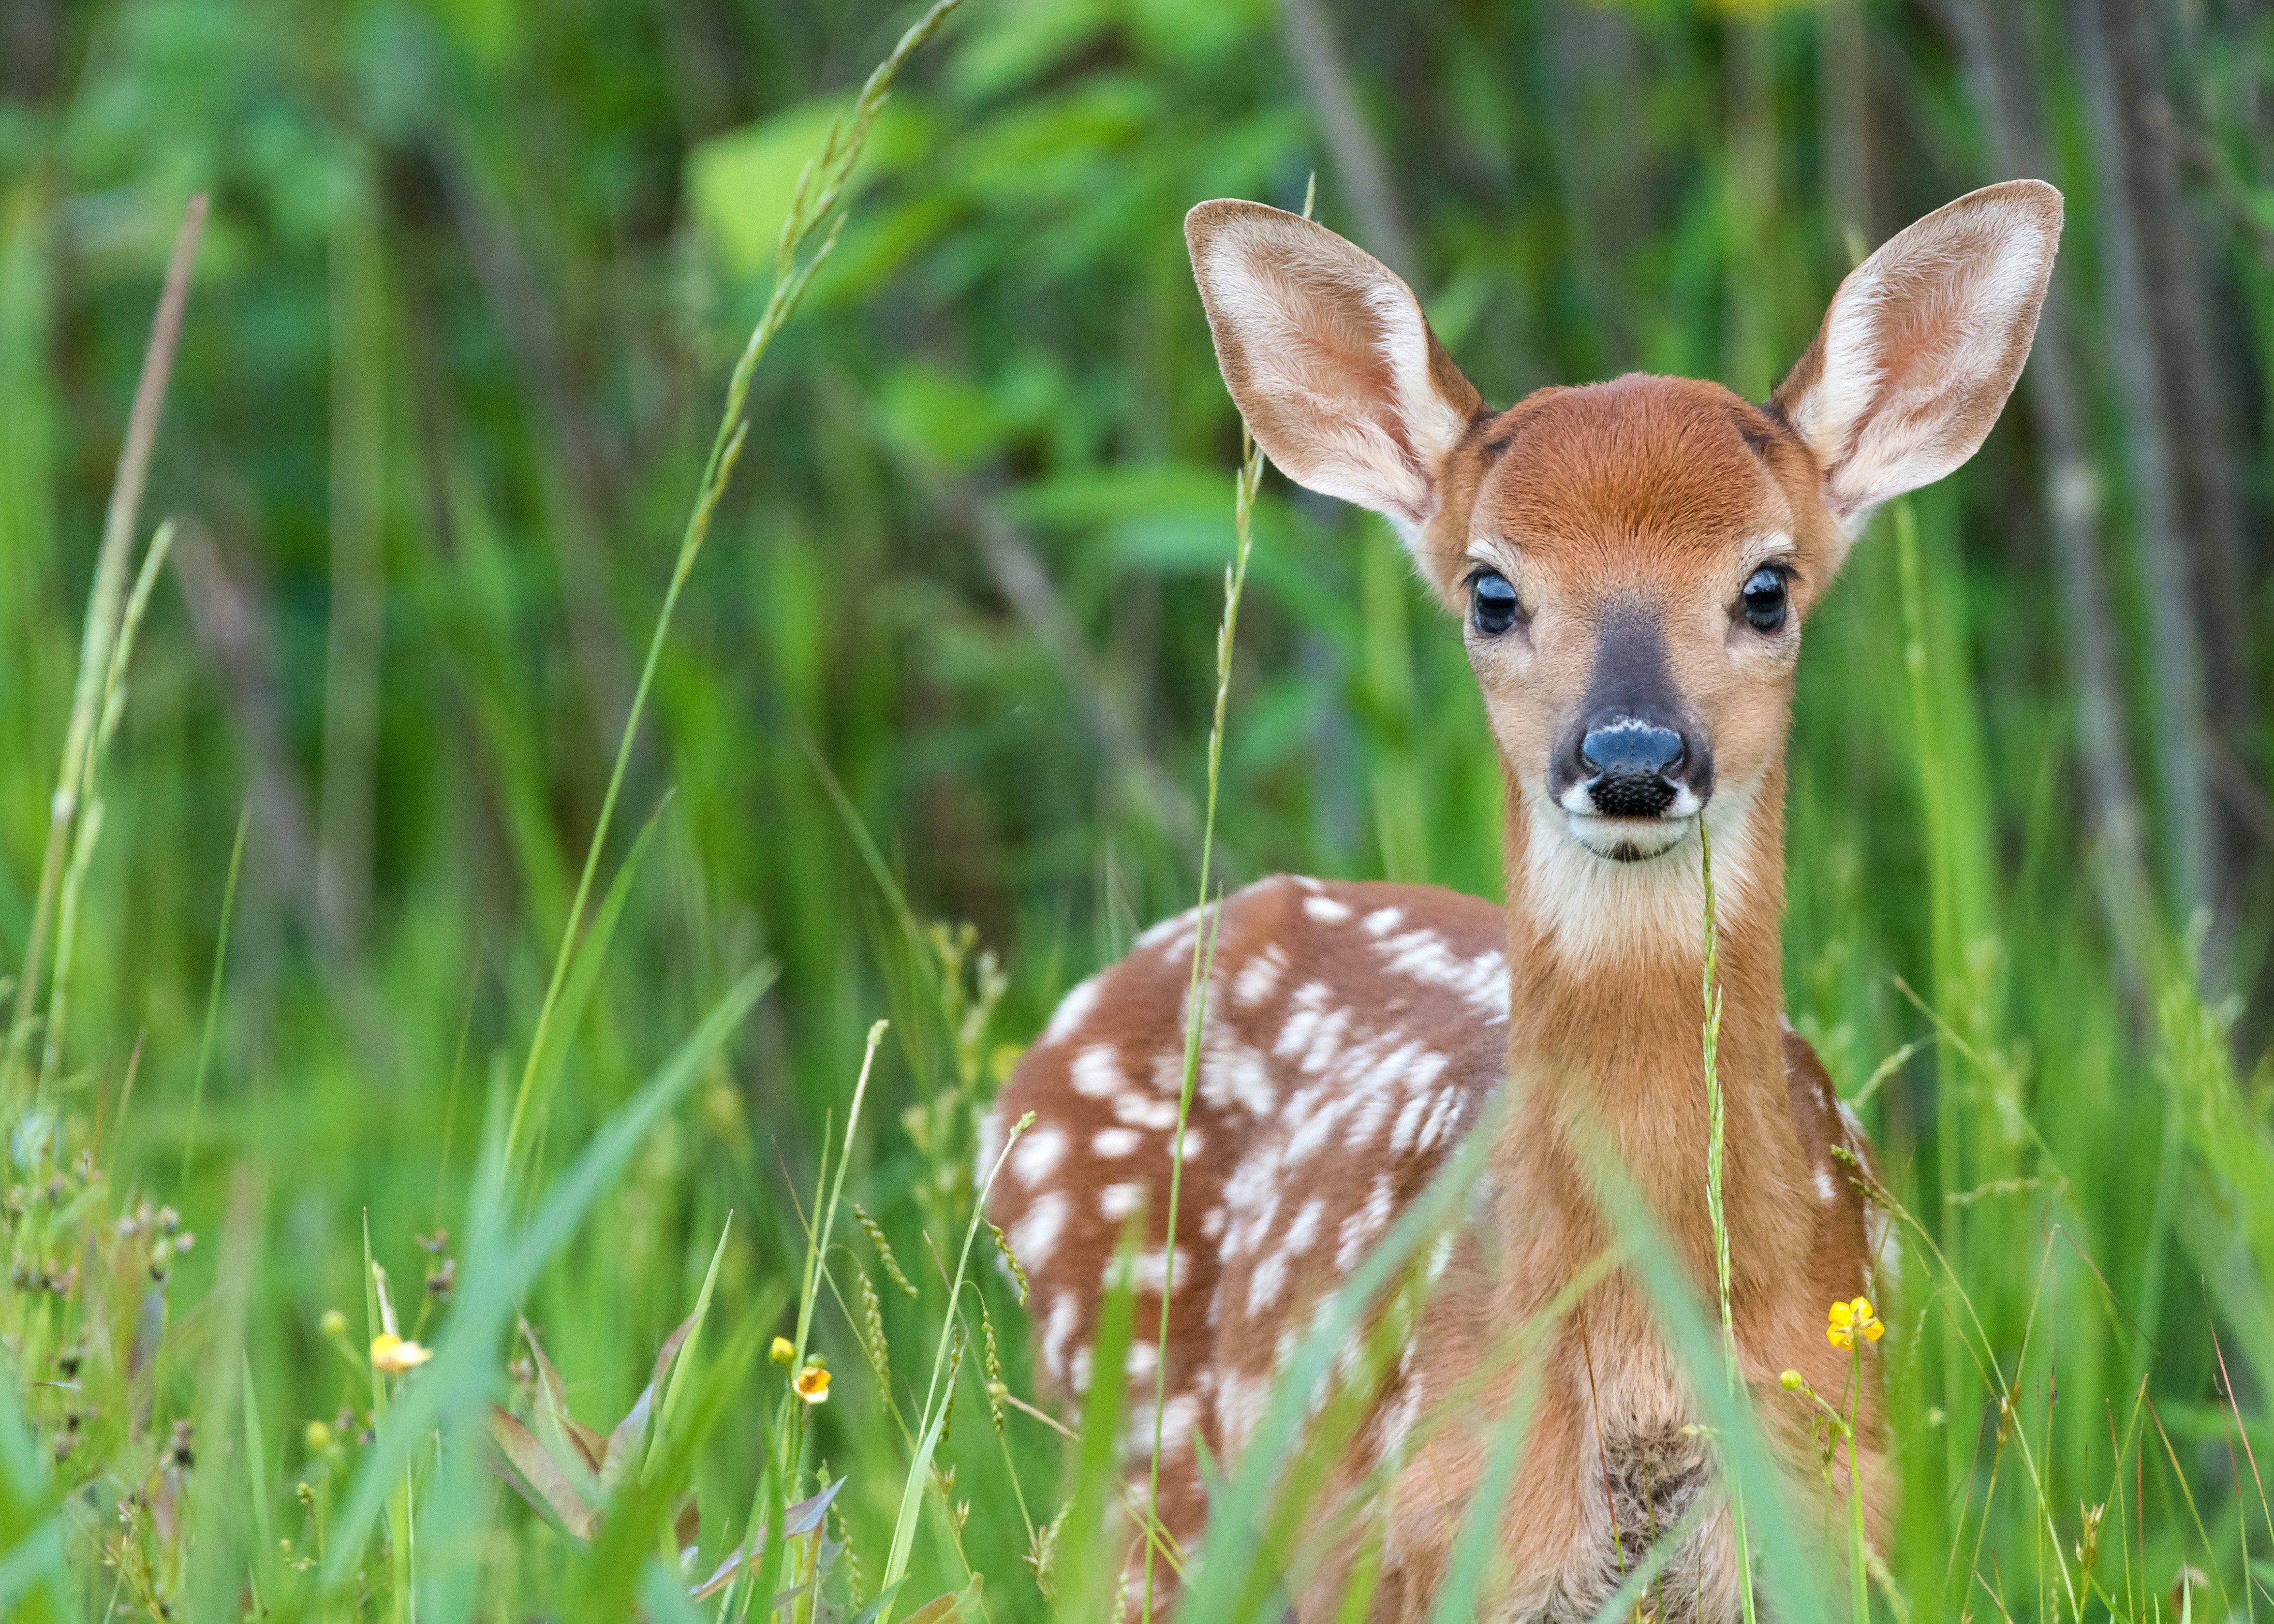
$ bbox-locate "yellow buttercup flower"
[794,1363,830,1405]
[1826,1295,1883,1351]
[770,1336,796,1367]
[370,1332,433,1374]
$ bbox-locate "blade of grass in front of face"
[324,964,773,1590]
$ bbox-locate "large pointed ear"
[1185,200,1483,541]
[1771,179,2062,546]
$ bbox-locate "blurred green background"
[5,0,2274,1614]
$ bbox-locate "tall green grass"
[4,1,2274,1620]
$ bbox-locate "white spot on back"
[1093,1127,1141,1157]
[1041,975,1103,1045]
[1303,893,1353,923]
[1233,943,1288,1008]
[1363,906,1403,936]
[1100,1182,1146,1220]
[1070,1044,1125,1098]
[1009,1191,1069,1271]
[1114,1093,1181,1130]
[1042,1291,1079,1378]
[1284,1197,1325,1256]
[1374,929,1507,1021]
[1012,1125,1067,1186]
[1246,1251,1288,1316]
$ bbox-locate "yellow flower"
[1826,1295,1883,1351]
[319,1309,348,1339]
[794,1364,830,1405]
[770,1336,796,1367]
[370,1332,433,1374]
[304,1420,333,1452]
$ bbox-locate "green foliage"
[3,0,2274,1618]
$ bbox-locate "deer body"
[986,182,2061,1619]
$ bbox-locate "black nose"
[1580,721,1685,817]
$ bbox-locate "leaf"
[323,966,775,1585]
[487,1406,595,1542]
[519,1317,605,1476]
[901,1576,982,1624]
[687,1479,846,1600]
[649,1216,734,1477]
[602,1265,714,1488]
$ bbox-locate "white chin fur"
[1563,811,1697,863]
[1521,775,1764,970]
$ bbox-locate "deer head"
[1185,184,2061,964]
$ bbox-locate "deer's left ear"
[1772,179,2062,547]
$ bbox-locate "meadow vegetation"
[4,0,2274,1618]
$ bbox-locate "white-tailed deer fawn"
[986,181,2060,1619]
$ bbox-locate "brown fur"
[985,182,2058,1620]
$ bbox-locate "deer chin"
[1562,810,1698,864]
[1518,773,1765,968]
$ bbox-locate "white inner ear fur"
[1786,191,2057,543]
[1518,772,1767,970]
[1195,225,1470,540]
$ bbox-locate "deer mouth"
[1561,807,1698,863]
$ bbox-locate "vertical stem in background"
[318,156,388,958]
[498,0,965,1175]
[1725,20,1782,400]
[8,194,205,1095]
[1893,498,1972,1521]
[40,521,177,1093]
[2071,0,2215,941]
[1273,0,1416,280]
[1937,0,2157,1004]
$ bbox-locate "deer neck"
[1492,760,1810,1309]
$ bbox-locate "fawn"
[985,181,2061,1620]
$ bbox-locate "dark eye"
[1740,566,1790,632]
[1471,569,1521,636]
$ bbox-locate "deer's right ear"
[1186,200,1482,542]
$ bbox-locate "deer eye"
[1470,569,1521,636]
[1740,565,1790,632]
